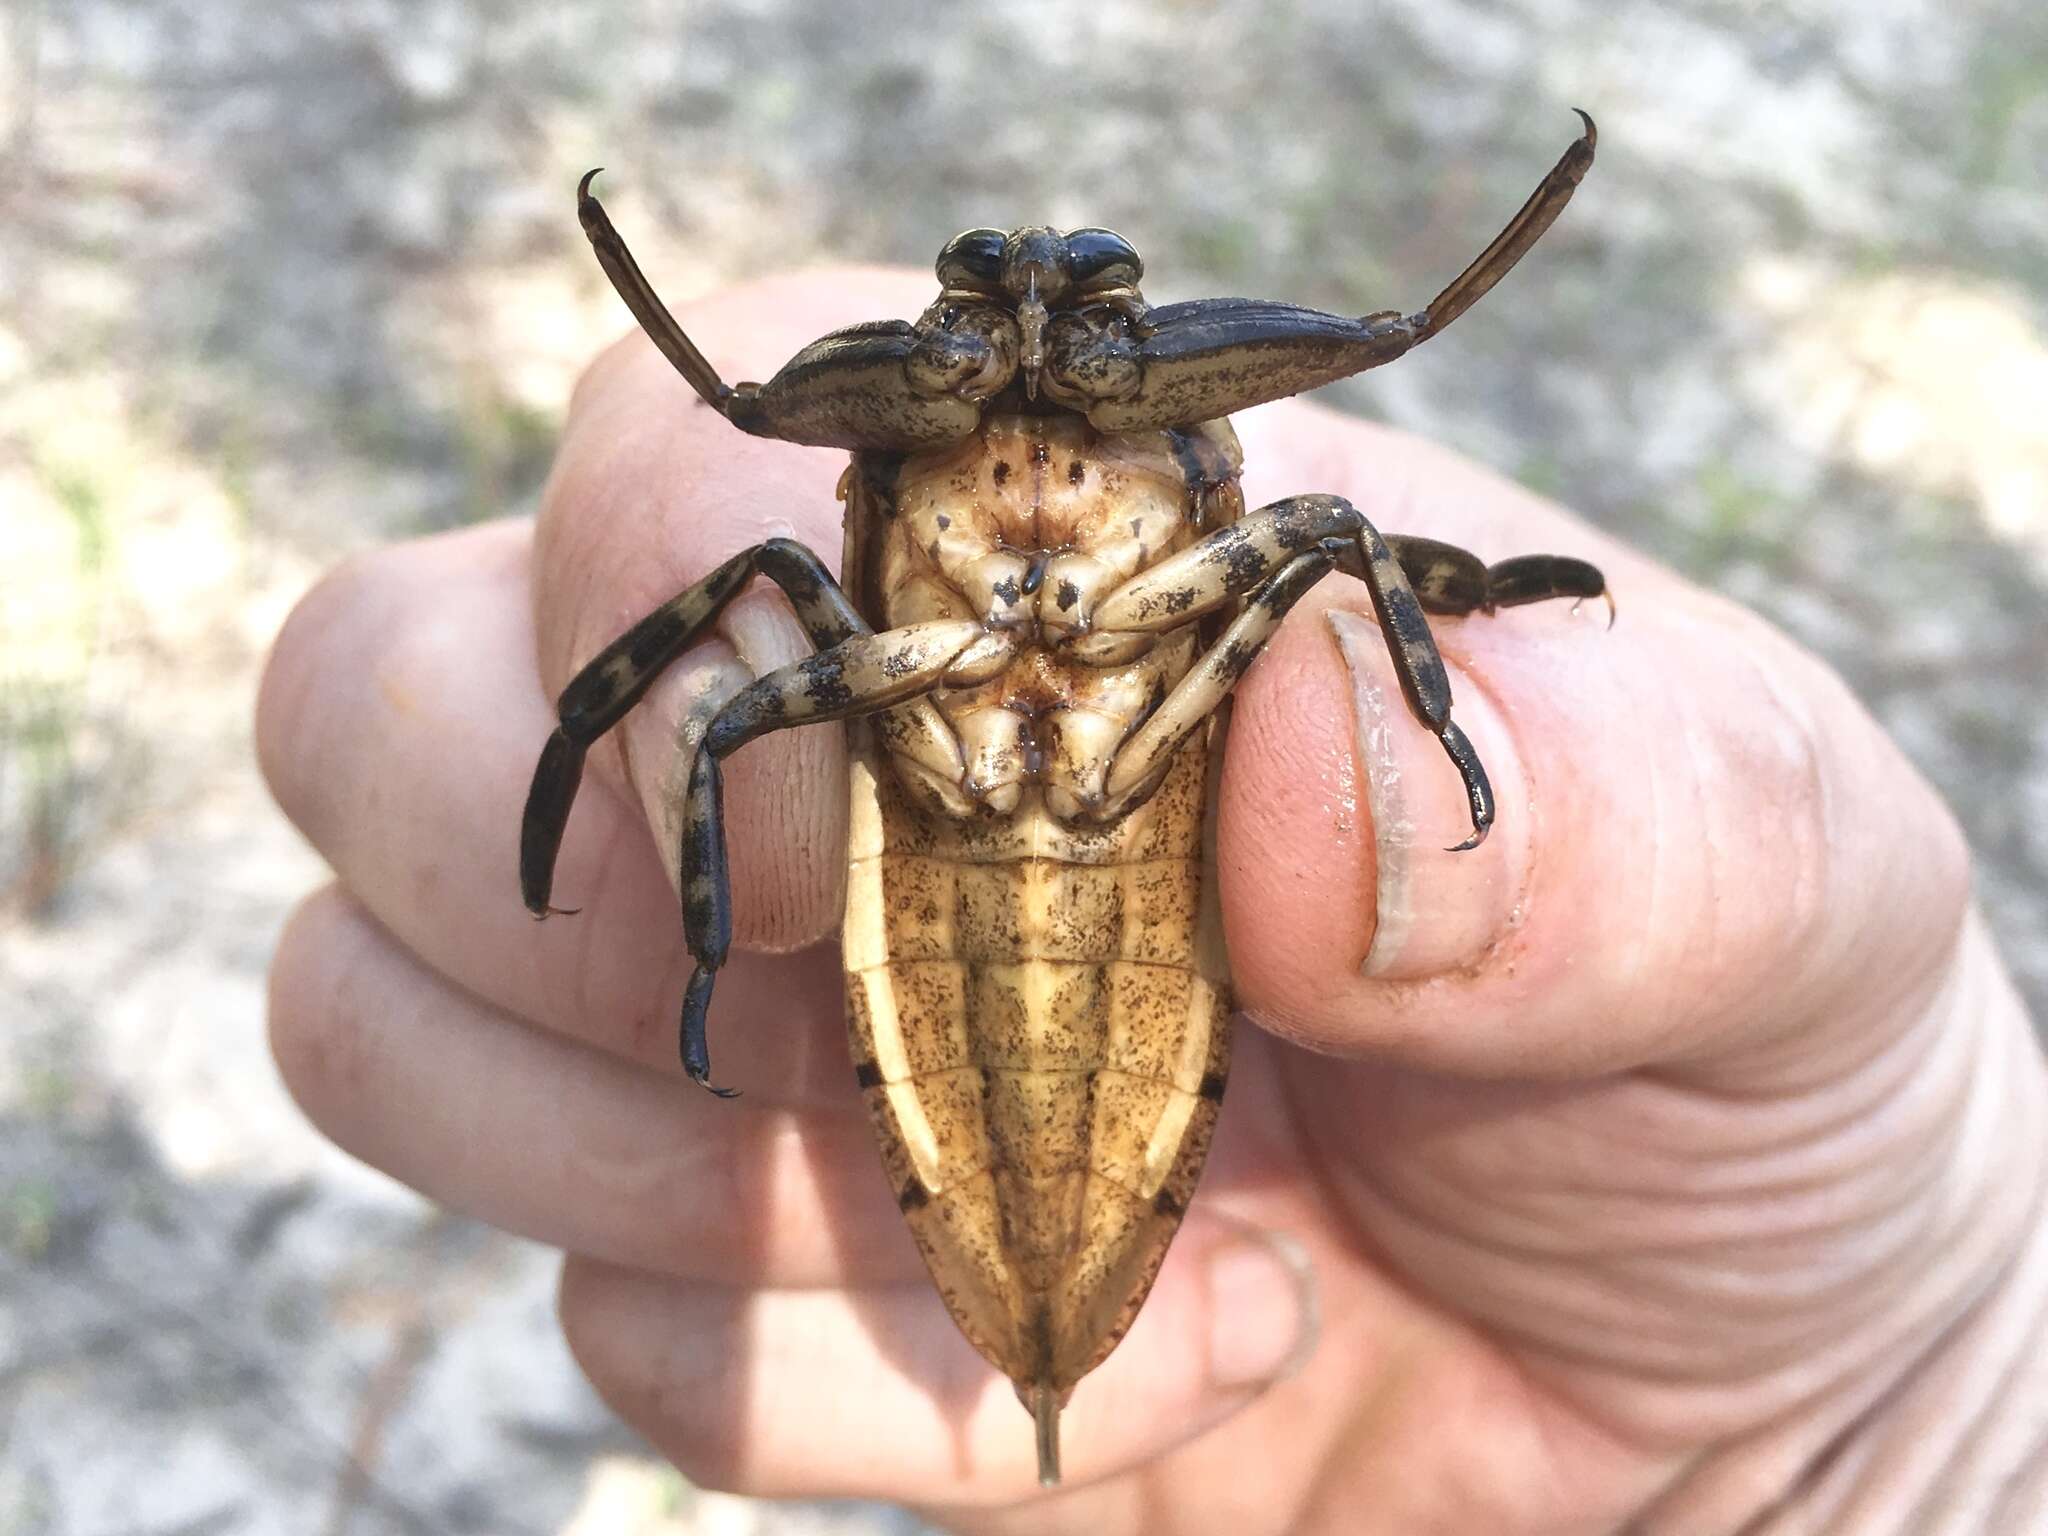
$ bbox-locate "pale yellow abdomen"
[842,722,1230,1399]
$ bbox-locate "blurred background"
[2,1,2043,1531]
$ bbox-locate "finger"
[255,519,848,1095]
[267,883,920,1287]
[557,1207,1316,1504]
[1218,401,1972,1082]
[534,270,941,951]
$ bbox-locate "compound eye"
[1065,228,1143,288]
[936,228,1005,289]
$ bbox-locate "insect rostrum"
[522,113,1606,1487]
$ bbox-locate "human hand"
[259,270,2047,1533]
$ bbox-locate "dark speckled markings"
[523,114,1606,1486]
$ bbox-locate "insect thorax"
[849,412,1243,823]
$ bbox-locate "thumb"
[1217,407,1970,1082]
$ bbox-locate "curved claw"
[1437,719,1495,853]
[678,966,742,1099]
[1566,583,1617,631]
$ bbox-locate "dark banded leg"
[1389,534,1612,626]
[520,537,864,918]
[674,618,1000,1094]
[1092,495,1497,849]
[1101,549,1338,814]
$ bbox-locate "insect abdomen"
[842,725,1230,1400]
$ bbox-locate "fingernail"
[647,653,752,893]
[1327,609,1531,981]
[1207,1227,1318,1389]
[628,586,805,887]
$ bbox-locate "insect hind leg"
[1388,534,1611,626]
[1090,495,1583,850]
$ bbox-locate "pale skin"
[258,270,2048,1533]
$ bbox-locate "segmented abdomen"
[842,724,1230,1397]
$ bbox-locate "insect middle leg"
[520,538,866,918]
[521,537,998,1092]
[669,618,998,1093]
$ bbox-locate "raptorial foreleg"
[579,172,987,451]
[1082,113,1597,433]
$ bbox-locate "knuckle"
[266,885,375,1127]
[255,547,403,817]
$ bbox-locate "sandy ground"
[2,2,2043,1532]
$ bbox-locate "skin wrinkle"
[1748,1175,2047,1533]
[1636,949,1957,1114]
[1660,1281,2021,1534]
[1358,1087,1956,1279]
[1569,981,1964,1192]
[1334,1170,1917,1396]
[1655,962,1962,1105]
[1576,987,1974,1230]
[1918,1177,2048,1526]
[1306,909,2033,1465]
[1540,1024,1949,1277]
[1677,999,2032,1476]
[1267,1060,1665,1534]
[716,588,848,950]
[1979,1358,2048,1524]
